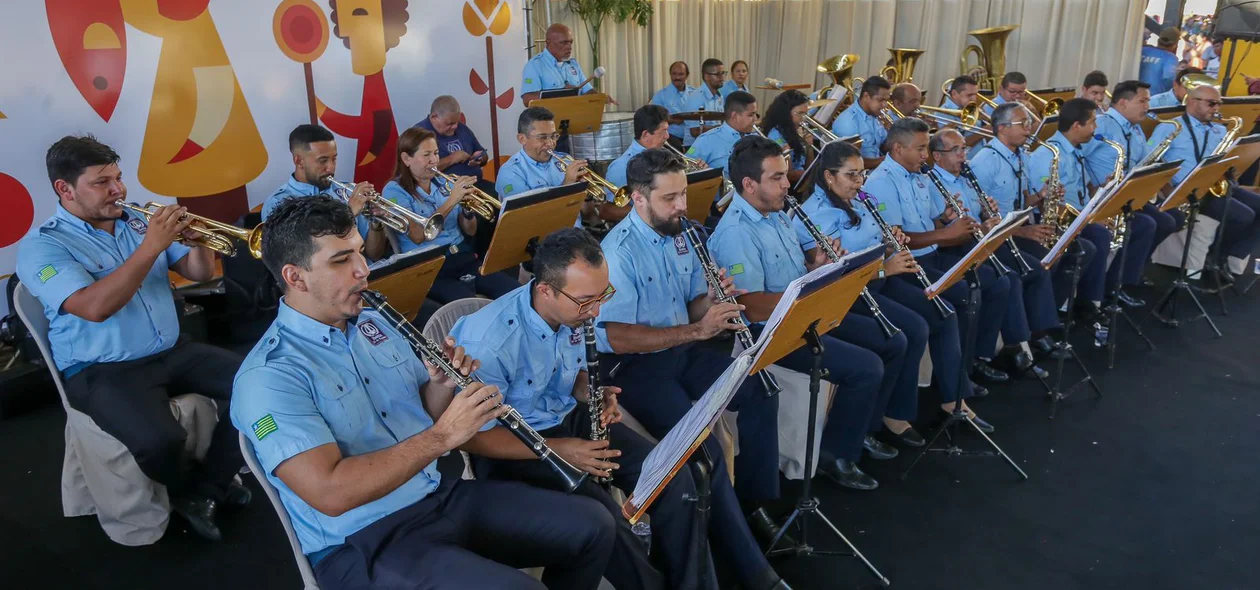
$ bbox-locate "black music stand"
[746,246,889,587]
[902,211,1031,478]
[479,183,589,276]
[1142,155,1240,336]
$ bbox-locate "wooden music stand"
[927,211,1030,297]
[755,83,812,91]
[1158,155,1240,213]
[1141,106,1186,137]
[1220,97,1260,128]
[366,246,446,322]
[684,168,723,222]
[528,94,608,136]
[480,183,589,275]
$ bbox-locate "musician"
[760,89,810,182]
[969,102,1096,313]
[941,75,986,147]
[1087,80,1183,269]
[687,91,759,189]
[449,229,723,590]
[382,127,519,302]
[650,61,695,148]
[1140,27,1181,95]
[792,140,989,435]
[863,118,1014,386]
[263,124,389,261]
[606,105,675,191]
[597,149,792,588]
[521,24,602,105]
[930,128,1067,364]
[1149,66,1203,108]
[721,60,751,97]
[496,106,585,204]
[708,136,895,490]
[1150,84,1260,276]
[19,135,248,541]
[890,82,924,119]
[233,197,614,589]
[831,76,891,169]
[412,95,490,183]
[981,71,1029,117]
[682,58,728,146]
[1079,71,1109,109]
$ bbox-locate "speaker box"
[1215,0,1260,40]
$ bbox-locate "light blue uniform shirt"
[605,140,649,190]
[863,157,941,257]
[449,284,584,431]
[720,80,750,98]
[16,206,190,373]
[766,128,805,171]
[1150,114,1226,185]
[791,186,884,252]
[262,176,371,239]
[1029,131,1092,208]
[1149,90,1181,109]
[931,165,983,222]
[1139,46,1179,95]
[595,208,707,353]
[495,149,581,227]
[969,138,1031,214]
[687,123,744,188]
[651,84,694,139]
[708,193,808,309]
[521,50,592,96]
[682,85,725,147]
[231,301,438,556]
[831,102,888,159]
[380,180,464,253]
[1088,108,1149,184]
[981,94,1009,118]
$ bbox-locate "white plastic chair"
[239,433,320,589]
[14,282,220,546]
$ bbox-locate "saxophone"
[1208,114,1245,197]
[1091,136,1127,253]
[1138,119,1181,168]
[1031,139,1071,247]
[582,319,611,485]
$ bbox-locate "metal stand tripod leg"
[1046,240,1103,419]
[1143,195,1223,336]
[1104,208,1156,369]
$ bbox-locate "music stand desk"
[685,168,724,221]
[529,94,608,136]
[481,183,589,275]
[367,246,446,322]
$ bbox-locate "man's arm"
[170,244,215,283]
[736,291,783,324]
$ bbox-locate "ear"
[281,264,307,293]
[53,179,74,202]
[291,151,302,168]
[517,132,527,146]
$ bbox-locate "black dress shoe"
[748,507,796,552]
[1116,290,1145,308]
[818,458,878,491]
[172,496,222,541]
[1073,300,1105,323]
[971,360,1010,383]
[1030,334,1056,356]
[885,426,925,448]
[1028,364,1050,379]
[224,481,252,509]
[1140,276,1155,287]
[863,435,898,460]
[970,382,990,398]
[967,414,996,434]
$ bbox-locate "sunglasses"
[550,283,616,314]
[1191,98,1222,108]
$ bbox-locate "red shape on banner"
[279,4,326,57]
[469,68,489,95]
[167,138,205,164]
[46,0,127,122]
[0,174,35,249]
[496,88,514,109]
[155,0,211,21]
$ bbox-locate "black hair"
[1110,80,1150,103]
[518,106,554,135]
[1001,71,1027,87]
[761,89,810,160]
[45,135,120,191]
[625,148,685,199]
[950,75,979,93]
[632,104,670,140]
[885,117,930,152]
[860,75,892,98]
[260,195,357,292]
[533,228,604,290]
[1057,98,1097,133]
[728,135,784,196]
[289,124,335,153]
[669,60,690,76]
[701,58,724,74]
[1082,70,1109,89]
[723,90,757,118]
[811,140,863,226]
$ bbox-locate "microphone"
[764,77,784,89]
[574,66,607,92]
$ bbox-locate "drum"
[570,112,635,163]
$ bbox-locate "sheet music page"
[930,208,1033,294]
[367,242,444,272]
[1040,188,1112,267]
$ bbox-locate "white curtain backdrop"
[530,0,1147,110]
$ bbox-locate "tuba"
[430,168,502,221]
[880,48,926,84]
[115,201,264,259]
[817,54,860,110]
[959,25,1019,92]
[327,178,443,241]
[548,150,631,207]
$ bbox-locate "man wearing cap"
[1140,27,1181,95]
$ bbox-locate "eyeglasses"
[529,133,562,142]
[1006,119,1033,128]
[828,169,865,181]
[550,283,616,314]
[1191,98,1222,108]
[933,146,967,155]
[704,70,728,78]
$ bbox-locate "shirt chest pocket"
[313,366,375,437]
[73,248,122,279]
[366,340,417,401]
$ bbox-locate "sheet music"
[931,208,1033,294]
[367,242,445,272]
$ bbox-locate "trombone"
[663,141,708,172]
[327,178,442,241]
[799,114,840,154]
[430,167,502,220]
[115,200,263,259]
[1024,90,1063,117]
[918,103,988,131]
[548,150,631,207]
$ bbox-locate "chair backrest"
[13,282,74,410]
[422,297,492,342]
[239,433,321,590]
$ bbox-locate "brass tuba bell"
[879,48,926,84]
[817,54,860,110]
[959,25,1018,92]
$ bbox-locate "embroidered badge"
[37,264,58,283]
[358,319,389,345]
[729,263,745,276]
[127,218,147,235]
[504,183,514,195]
[448,139,464,152]
[525,78,534,84]
[570,330,582,345]
[252,414,278,441]
[674,235,689,255]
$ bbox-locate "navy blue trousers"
[991,246,1062,334]
[1016,231,1099,307]
[876,274,970,403]
[1106,212,1156,290]
[918,250,1011,360]
[940,244,1039,345]
[313,478,615,590]
[849,287,929,421]
[427,249,520,304]
[1202,187,1260,261]
[1138,203,1181,261]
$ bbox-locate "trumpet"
[430,168,501,221]
[326,178,442,241]
[548,150,630,207]
[115,200,263,259]
[663,142,707,172]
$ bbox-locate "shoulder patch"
[252,414,278,441]
[503,184,514,195]
[525,78,534,84]
[729,263,745,276]
[37,264,58,283]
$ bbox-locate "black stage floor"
[2,276,1258,590]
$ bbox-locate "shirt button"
[527,379,533,385]
[381,411,387,418]
[337,385,344,391]
[365,378,371,384]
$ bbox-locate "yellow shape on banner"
[83,22,122,50]
[463,0,510,37]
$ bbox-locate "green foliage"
[563,0,653,86]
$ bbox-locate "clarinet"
[960,163,1034,275]
[854,191,955,318]
[782,198,901,339]
[360,290,588,493]
[581,319,611,485]
[680,217,783,395]
[920,165,1013,276]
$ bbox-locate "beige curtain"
[531,0,1146,110]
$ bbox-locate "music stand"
[1219,97,1260,128]
[366,245,446,321]
[479,183,589,275]
[1196,134,1260,303]
[683,167,724,222]
[1142,154,1242,336]
[902,211,1032,478]
[746,247,890,587]
[1094,161,1181,368]
[528,93,607,146]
